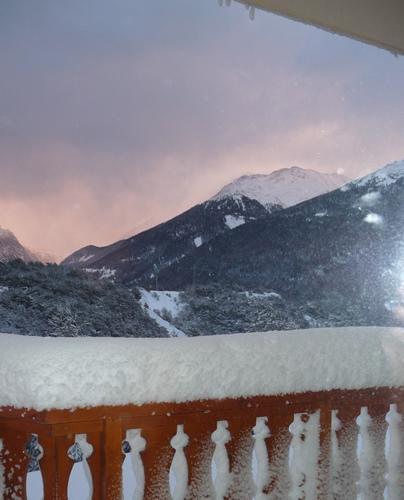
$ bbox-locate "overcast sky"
[1,0,404,259]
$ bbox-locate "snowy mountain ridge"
[0,227,37,263]
[211,166,350,210]
[348,160,404,188]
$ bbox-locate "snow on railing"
[2,327,404,499]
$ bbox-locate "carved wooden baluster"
[225,416,256,499]
[103,418,124,500]
[185,420,215,499]
[366,403,389,498]
[1,429,29,500]
[385,404,404,499]
[333,406,360,499]
[211,420,231,500]
[123,429,147,500]
[55,435,74,500]
[264,410,294,498]
[169,425,189,500]
[67,434,95,500]
[141,422,177,499]
[289,411,321,500]
[252,417,271,500]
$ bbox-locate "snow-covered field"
[1,327,404,410]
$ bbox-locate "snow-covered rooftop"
[1,327,404,411]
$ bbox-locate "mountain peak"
[0,226,37,263]
[211,166,349,209]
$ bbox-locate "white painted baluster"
[122,429,146,500]
[356,407,372,499]
[252,417,270,500]
[26,434,44,500]
[211,420,231,499]
[385,405,404,500]
[289,411,320,500]
[169,425,189,500]
[67,434,93,500]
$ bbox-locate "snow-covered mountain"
[63,166,347,276]
[153,158,404,332]
[212,166,349,210]
[62,159,404,334]
[62,195,270,272]
[0,228,37,263]
[346,160,404,189]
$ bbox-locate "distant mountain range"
[62,166,348,284]
[2,162,403,337]
[62,160,404,334]
[156,160,404,332]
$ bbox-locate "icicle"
[249,6,256,21]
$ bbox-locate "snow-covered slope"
[0,228,37,263]
[347,160,404,189]
[212,166,349,210]
[139,289,186,337]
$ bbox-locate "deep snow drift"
[1,327,404,410]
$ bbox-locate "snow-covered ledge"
[2,327,404,499]
[1,327,404,410]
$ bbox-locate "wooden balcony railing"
[1,386,404,499]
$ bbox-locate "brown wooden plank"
[34,434,57,500]
[2,386,402,424]
[264,411,294,499]
[55,435,73,500]
[141,423,177,500]
[318,403,332,499]
[185,419,215,499]
[225,416,256,499]
[86,432,103,500]
[102,418,124,500]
